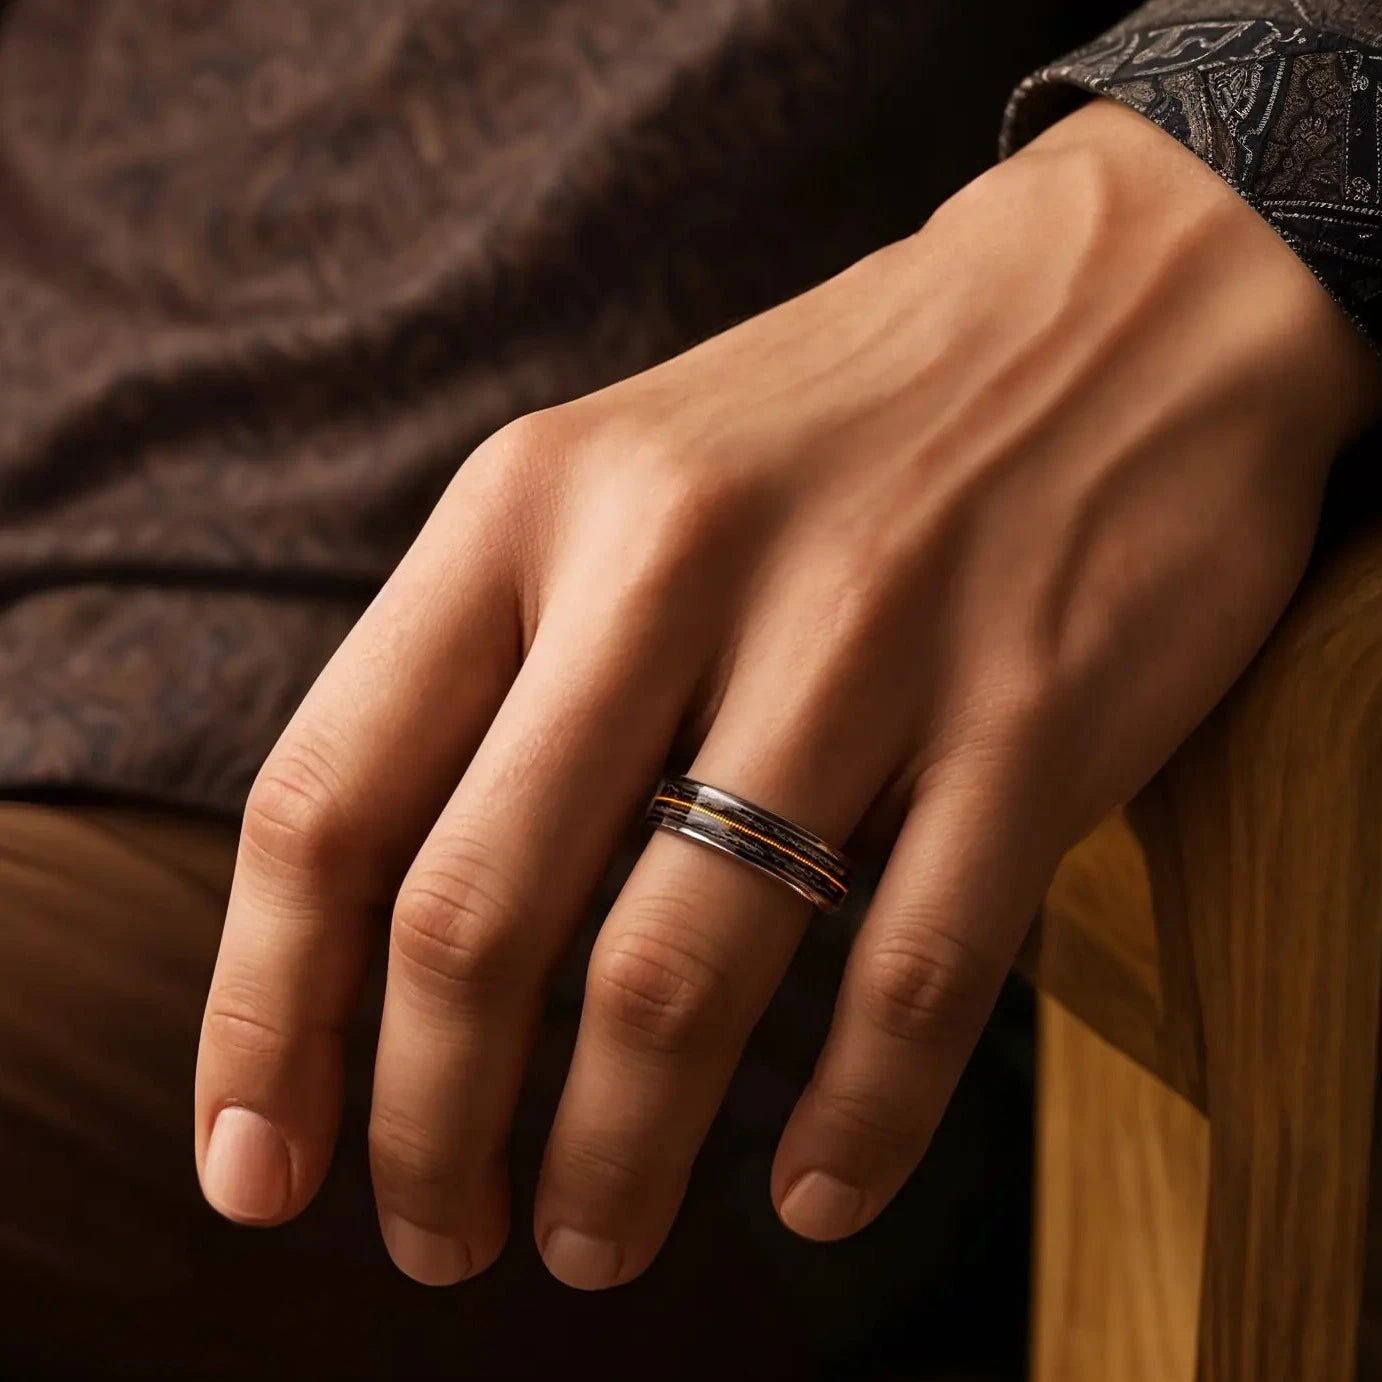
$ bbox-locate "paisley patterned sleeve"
[1000,1,1382,344]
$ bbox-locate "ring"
[645,775,853,912]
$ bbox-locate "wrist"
[964,98,1382,473]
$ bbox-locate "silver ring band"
[645,776,852,912]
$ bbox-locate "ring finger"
[534,615,908,1289]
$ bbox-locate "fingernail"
[542,1226,623,1290]
[202,1106,290,1222]
[380,1215,472,1286]
[779,1171,867,1241]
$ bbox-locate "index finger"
[194,459,522,1226]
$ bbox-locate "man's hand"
[194,99,1381,1290]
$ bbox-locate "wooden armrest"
[1024,514,1382,1109]
[1024,514,1382,1380]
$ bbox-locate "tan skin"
[193,98,1382,1290]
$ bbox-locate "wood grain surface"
[1028,518,1382,1381]
[1033,998,1208,1382]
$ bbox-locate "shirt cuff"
[1000,18,1382,348]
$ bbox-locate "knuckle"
[813,1082,916,1157]
[369,1105,459,1196]
[556,1134,649,1202]
[992,660,1063,742]
[201,980,295,1061]
[463,409,575,538]
[646,459,733,546]
[391,845,523,1000]
[797,546,899,666]
[485,407,571,469]
[590,920,737,1057]
[820,541,894,619]
[616,448,746,594]
[241,738,349,877]
[937,663,1062,785]
[856,929,996,1048]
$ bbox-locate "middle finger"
[369,558,708,1285]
